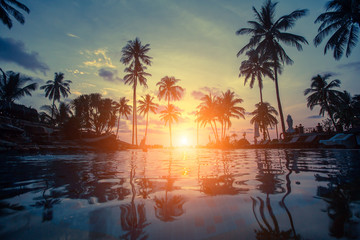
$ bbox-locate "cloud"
[337,61,360,70]
[0,37,49,74]
[191,90,205,100]
[83,49,115,68]
[67,33,80,39]
[199,86,222,96]
[66,69,85,75]
[307,115,323,119]
[98,68,122,82]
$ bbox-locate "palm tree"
[115,97,132,139]
[196,93,220,142]
[333,91,357,130]
[0,0,29,29]
[156,76,184,107]
[314,0,360,60]
[219,90,245,139]
[138,94,158,145]
[304,74,342,130]
[160,104,181,148]
[40,72,72,120]
[250,102,278,140]
[239,49,274,103]
[120,38,152,146]
[236,0,308,137]
[0,69,37,109]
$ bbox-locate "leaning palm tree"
[250,102,278,141]
[160,104,181,148]
[219,90,245,139]
[120,38,152,146]
[239,49,274,103]
[115,97,132,139]
[0,0,30,29]
[156,76,184,107]
[138,94,158,145]
[40,72,72,119]
[123,66,151,145]
[0,69,37,109]
[236,0,308,137]
[304,74,342,130]
[314,0,360,60]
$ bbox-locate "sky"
[1,0,360,147]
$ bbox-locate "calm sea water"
[0,149,360,240]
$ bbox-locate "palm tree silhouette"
[239,49,274,103]
[160,104,181,148]
[40,102,72,125]
[196,93,220,142]
[334,91,358,130]
[156,76,184,107]
[304,73,342,130]
[250,102,278,141]
[218,90,245,140]
[0,0,29,29]
[236,0,308,137]
[314,0,360,60]
[0,69,37,109]
[138,94,158,145]
[115,97,132,139]
[40,72,72,120]
[121,38,152,146]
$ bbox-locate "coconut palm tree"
[156,76,184,107]
[250,102,278,140]
[239,49,274,103]
[304,74,342,130]
[314,0,360,60]
[123,65,150,145]
[115,97,132,139]
[0,0,30,29]
[40,72,72,120]
[218,90,245,139]
[0,69,37,109]
[333,91,357,130]
[236,0,308,137]
[196,93,220,142]
[120,38,152,146]
[138,94,158,145]
[160,104,181,148]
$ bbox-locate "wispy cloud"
[83,49,115,68]
[0,37,49,75]
[98,68,122,82]
[67,33,80,39]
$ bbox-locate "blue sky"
[1,0,360,145]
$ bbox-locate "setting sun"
[179,136,190,147]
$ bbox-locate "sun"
[180,136,190,147]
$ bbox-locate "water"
[0,149,360,239]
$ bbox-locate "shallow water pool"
[0,149,359,239]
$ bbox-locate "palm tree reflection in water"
[119,152,150,239]
[154,151,186,222]
[252,150,299,240]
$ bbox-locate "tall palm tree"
[304,74,342,130]
[219,90,245,139]
[250,102,278,140]
[314,0,360,60]
[196,93,220,142]
[40,72,72,119]
[0,0,29,29]
[115,97,132,139]
[156,76,184,107]
[239,49,274,103]
[160,104,181,148]
[0,69,37,109]
[236,0,308,137]
[333,91,357,130]
[138,94,158,145]
[121,38,152,146]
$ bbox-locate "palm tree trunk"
[259,86,263,104]
[274,62,286,137]
[197,121,199,146]
[51,97,56,120]
[210,122,217,142]
[132,87,135,145]
[213,120,219,143]
[169,122,172,148]
[145,112,149,144]
[135,85,138,146]
[325,103,337,131]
